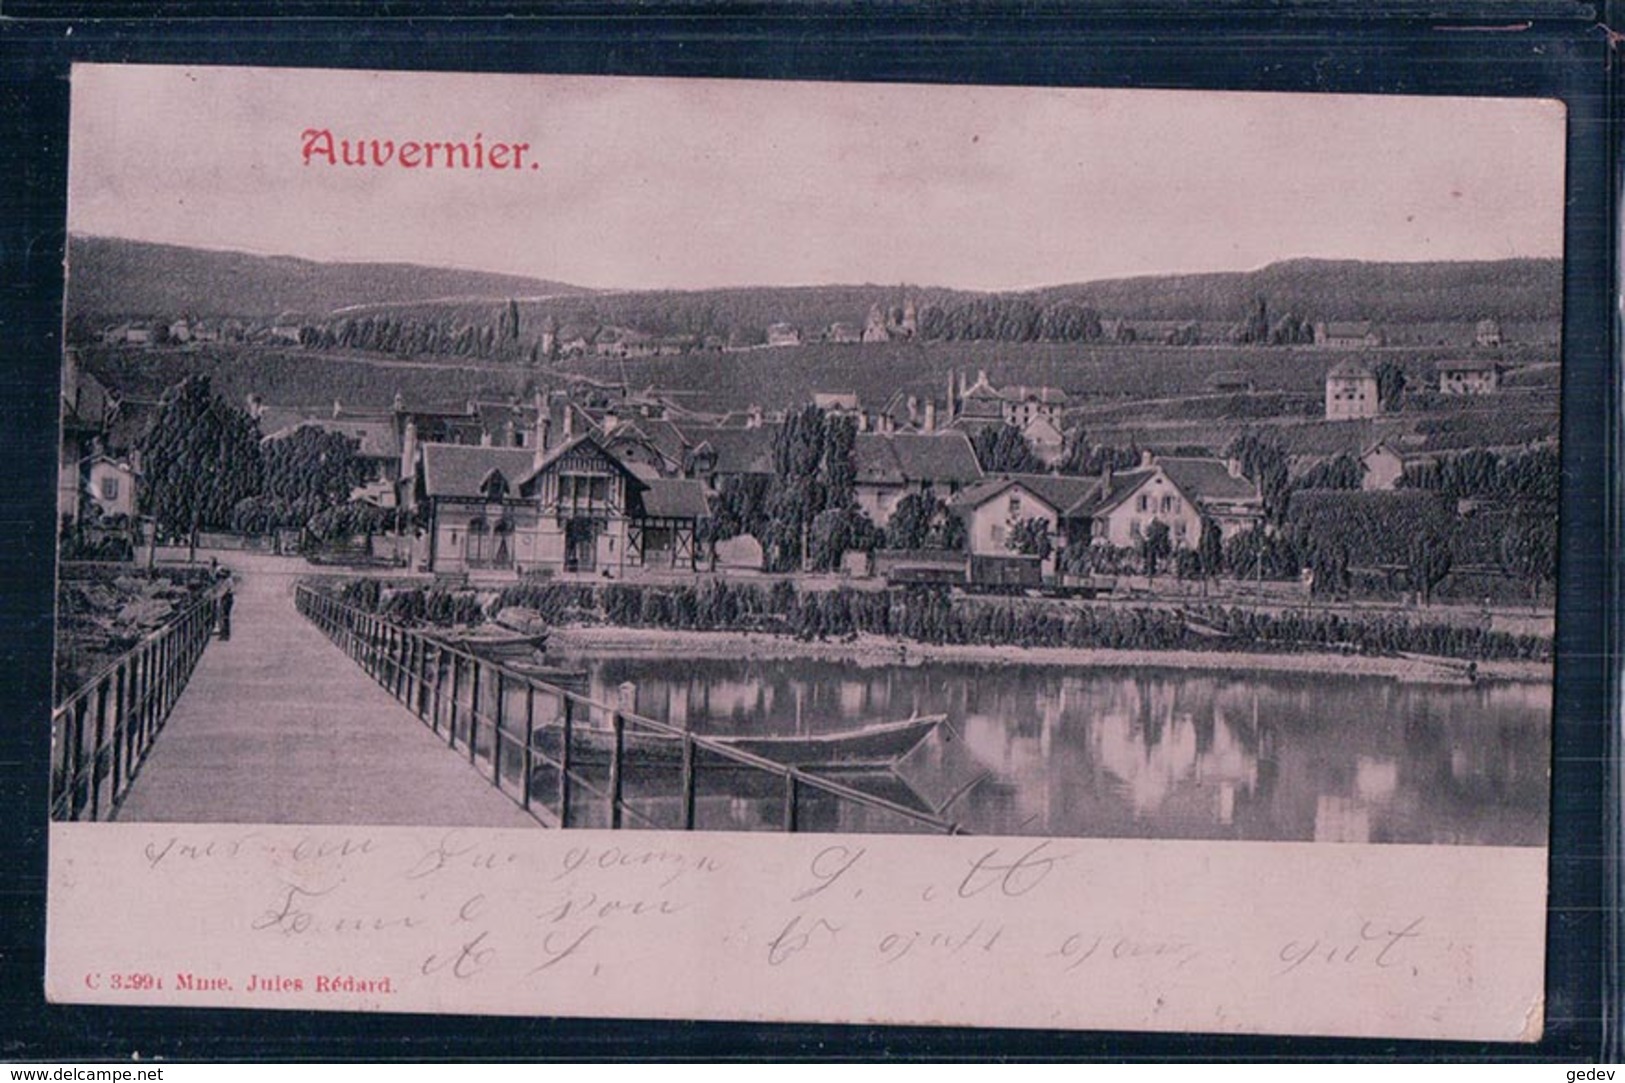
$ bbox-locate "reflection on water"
[575,656,1551,845]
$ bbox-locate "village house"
[766,323,802,348]
[1022,414,1069,467]
[1475,319,1504,347]
[951,473,1102,574]
[1436,358,1501,395]
[413,432,711,578]
[827,322,863,344]
[1324,359,1380,421]
[811,391,861,415]
[1206,371,1255,394]
[853,431,985,528]
[860,299,918,343]
[945,370,1068,428]
[101,323,153,347]
[1312,320,1385,348]
[84,454,140,519]
[1085,454,1263,550]
[1359,441,1406,491]
[264,412,404,478]
[681,424,778,490]
[59,352,114,522]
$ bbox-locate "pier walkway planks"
[113,552,539,828]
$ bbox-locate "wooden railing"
[51,585,223,821]
[294,583,963,835]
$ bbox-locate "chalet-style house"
[853,431,985,528]
[1436,358,1501,395]
[1324,360,1380,421]
[1312,321,1385,348]
[413,434,711,577]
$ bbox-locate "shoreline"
[548,626,1551,684]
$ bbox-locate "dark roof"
[1320,321,1374,337]
[953,473,1102,518]
[1157,457,1260,502]
[518,432,644,490]
[685,426,777,476]
[104,397,160,454]
[420,444,539,498]
[638,418,693,462]
[264,416,401,460]
[62,366,116,430]
[1089,467,1159,515]
[1326,360,1375,380]
[1436,358,1501,373]
[999,385,1067,406]
[638,478,712,519]
[854,432,984,487]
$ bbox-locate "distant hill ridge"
[66,235,591,320]
[67,235,1562,329]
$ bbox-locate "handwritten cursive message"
[47,823,1546,1040]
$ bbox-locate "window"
[1161,495,1174,514]
[1008,496,1021,516]
[990,523,1005,546]
[100,477,119,500]
[1137,494,1149,512]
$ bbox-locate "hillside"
[68,236,1562,341]
[1026,258,1563,324]
[65,235,590,321]
[336,257,1562,345]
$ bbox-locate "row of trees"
[326,577,1548,661]
[137,376,388,547]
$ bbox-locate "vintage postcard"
[47,64,1561,1039]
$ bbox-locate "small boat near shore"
[531,713,946,770]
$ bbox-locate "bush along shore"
[324,578,1550,666]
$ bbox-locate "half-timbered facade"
[415,435,709,577]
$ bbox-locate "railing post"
[90,679,109,821]
[69,698,88,819]
[558,696,574,828]
[469,659,482,765]
[492,671,505,784]
[111,663,127,802]
[447,652,461,748]
[782,770,799,833]
[521,681,535,811]
[430,644,444,734]
[681,735,697,830]
[608,711,625,829]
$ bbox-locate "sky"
[67,64,1567,292]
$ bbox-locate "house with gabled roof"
[950,473,1103,571]
[853,431,984,528]
[682,425,778,489]
[1313,320,1385,348]
[1436,358,1501,395]
[1325,359,1380,420]
[414,433,710,577]
[1085,453,1263,550]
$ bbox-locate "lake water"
[570,654,1550,844]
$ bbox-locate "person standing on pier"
[217,580,235,641]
